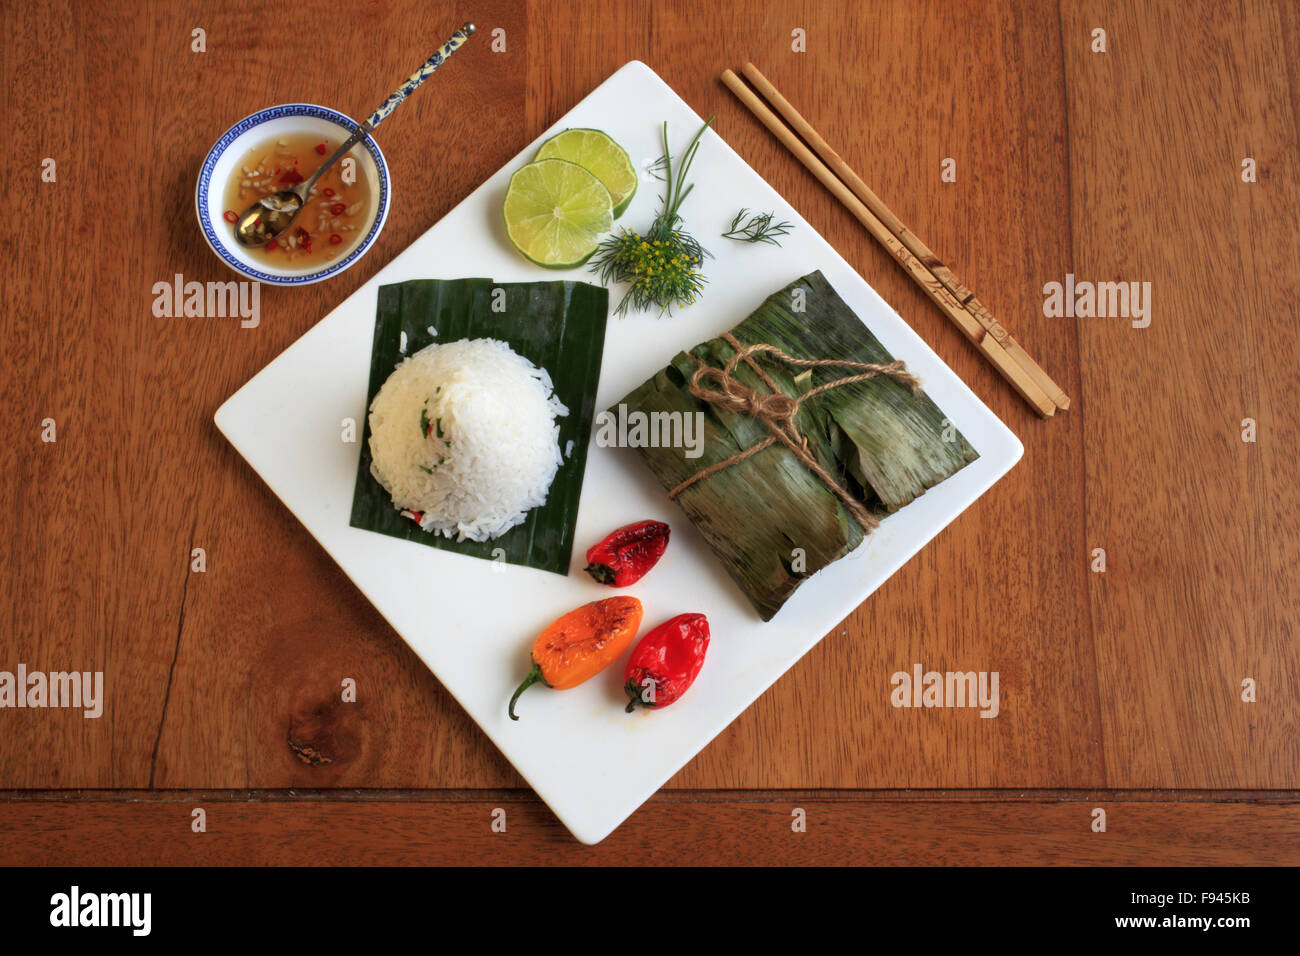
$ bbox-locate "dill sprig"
[722,208,794,246]
[645,153,670,181]
[591,117,715,317]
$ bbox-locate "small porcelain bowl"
[195,103,390,286]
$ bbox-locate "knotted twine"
[667,332,921,532]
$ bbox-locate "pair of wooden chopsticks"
[721,64,1069,418]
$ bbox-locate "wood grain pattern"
[1,0,1296,858]
[1060,0,1300,787]
[1,791,1296,865]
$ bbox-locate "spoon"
[235,22,476,247]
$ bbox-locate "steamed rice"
[367,338,568,541]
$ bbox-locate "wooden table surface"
[2,0,1297,864]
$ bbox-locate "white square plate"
[215,61,1023,844]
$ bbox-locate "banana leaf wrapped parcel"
[613,271,979,620]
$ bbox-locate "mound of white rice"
[367,338,568,542]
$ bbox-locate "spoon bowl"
[235,189,306,246]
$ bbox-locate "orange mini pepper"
[508,596,643,720]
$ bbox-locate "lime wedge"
[535,128,638,218]
[503,158,613,269]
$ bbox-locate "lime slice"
[503,158,613,269]
[535,128,638,218]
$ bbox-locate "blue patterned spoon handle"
[366,22,477,129]
[297,23,476,197]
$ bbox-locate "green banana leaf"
[616,270,978,620]
[349,277,609,575]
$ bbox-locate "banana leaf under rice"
[349,277,608,575]
[614,270,978,620]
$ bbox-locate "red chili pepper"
[624,613,709,712]
[266,239,278,251]
[330,202,346,215]
[295,226,312,253]
[315,142,327,155]
[223,210,237,223]
[278,168,304,186]
[584,520,669,586]
[323,187,335,197]
[329,233,342,245]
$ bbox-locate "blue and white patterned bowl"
[196,104,390,286]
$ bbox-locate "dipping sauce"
[222,133,373,268]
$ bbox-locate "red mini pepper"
[624,613,709,712]
[584,520,670,587]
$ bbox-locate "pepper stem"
[584,562,618,586]
[508,662,545,721]
[624,677,649,713]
